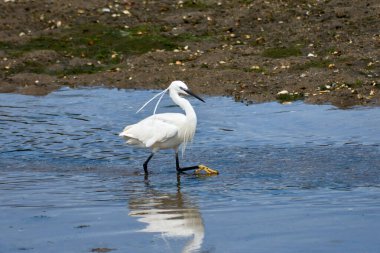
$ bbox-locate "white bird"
[119,80,218,174]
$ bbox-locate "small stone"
[122,10,131,16]
[19,32,26,37]
[370,90,375,96]
[328,63,335,69]
[102,8,111,13]
[277,90,289,95]
[175,60,182,65]
[307,53,316,57]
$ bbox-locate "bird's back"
[119,113,192,151]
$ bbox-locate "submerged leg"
[143,153,154,174]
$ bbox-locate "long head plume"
[136,88,169,114]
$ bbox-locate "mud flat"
[0,0,379,107]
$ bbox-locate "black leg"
[175,152,199,173]
[143,153,154,174]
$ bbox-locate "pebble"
[277,90,289,95]
[122,10,131,16]
[328,63,335,69]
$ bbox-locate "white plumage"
[119,80,205,173]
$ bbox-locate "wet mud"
[0,0,379,107]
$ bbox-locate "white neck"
[170,90,197,120]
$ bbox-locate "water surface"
[1,88,380,252]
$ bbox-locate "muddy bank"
[0,0,379,107]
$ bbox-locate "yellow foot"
[195,165,219,175]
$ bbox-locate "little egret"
[119,80,218,175]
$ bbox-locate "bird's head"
[169,80,205,103]
[169,80,189,95]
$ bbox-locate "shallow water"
[1,88,380,253]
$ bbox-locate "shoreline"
[0,0,379,108]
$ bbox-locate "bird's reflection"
[128,176,204,253]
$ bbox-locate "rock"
[277,90,289,95]
[334,7,350,18]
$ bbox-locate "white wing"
[119,113,185,148]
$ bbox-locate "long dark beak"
[180,87,205,103]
